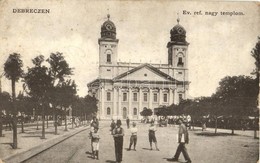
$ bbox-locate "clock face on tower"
[105,23,113,30]
[178,28,184,34]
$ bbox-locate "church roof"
[113,63,178,82]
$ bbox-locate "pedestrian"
[89,122,96,153]
[127,122,138,151]
[126,117,130,129]
[110,119,116,134]
[91,127,100,160]
[112,119,124,163]
[91,116,99,128]
[89,117,99,152]
[168,118,191,163]
[148,121,159,151]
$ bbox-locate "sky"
[0,0,259,98]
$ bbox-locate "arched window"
[177,57,184,67]
[133,108,137,115]
[107,54,111,63]
[107,107,111,115]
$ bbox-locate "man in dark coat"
[112,120,124,163]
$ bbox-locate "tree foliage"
[4,53,23,82]
[46,52,73,84]
[24,55,52,102]
[84,95,98,115]
[140,108,153,117]
[251,36,260,81]
[0,91,11,113]
[212,75,258,116]
[55,79,77,108]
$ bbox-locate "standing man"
[168,118,191,163]
[110,119,116,134]
[126,117,130,129]
[127,122,138,151]
[148,121,159,151]
[112,120,124,163]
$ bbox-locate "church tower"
[167,18,189,100]
[98,14,119,79]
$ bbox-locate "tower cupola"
[101,14,117,39]
[170,18,187,43]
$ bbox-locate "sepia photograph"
[0,0,259,163]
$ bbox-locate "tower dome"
[170,18,187,43]
[101,14,116,39]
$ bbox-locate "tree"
[55,80,77,131]
[140,108,153,118]
[251,36,260,84]
[0,91,11,137]
[84,95,98,117]
[251,36,260,138]
[46,52,73,134]
[16,93,35,133]
[24,55,53,139]
[212,75,258,134]
[4,53,23,149]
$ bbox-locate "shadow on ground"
[195,132,237,137]
[106,160,116,163]
[21,135,42,138]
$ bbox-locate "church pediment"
[113,63,177,82]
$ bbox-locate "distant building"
[88,14,190,120]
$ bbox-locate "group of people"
[89,116,192,163]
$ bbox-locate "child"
[91,127,100,160]
[148,121,159,151]
[128,122,138,151]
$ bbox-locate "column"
[148,88,152,110]
[101,87,105,119]
[169,88,173,105]
[159,88,163,105]
[118,88,122,120]
[128,88,132,119]
[174,88,178,105]
[138,87,142,120]
[113,87,117,119]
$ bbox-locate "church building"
[87,14,190,120]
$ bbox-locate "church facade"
[87,14,190,120]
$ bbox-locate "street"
[23,121,259,163]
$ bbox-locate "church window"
[177,57,184,67]
[107,69,111,71]
[153,93,158,102]
[178,72,182,74]
[144,73,147,77]
[143,93,148,102]
[133,93,138,101]
[163,93,168,102]
[107,107,111,115]
[133,108,137,115]
[123,93,127,101]
[107,92,111,101]
[107,54,111,63]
